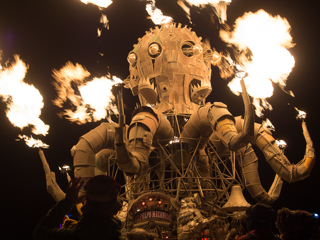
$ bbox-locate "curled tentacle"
[238,145,283,204]
[71,122,117,180]
[207,79,254,151]
[181,79,254,152]
[255,120,315,182]
[180,103,212,150]
[228,79,255,150]
[208,129,283,204]
[235,117,316,183]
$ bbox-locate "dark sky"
[0,0,320,239]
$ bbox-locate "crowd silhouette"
[33,176,319,240]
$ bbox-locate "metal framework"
[103,112,245,239]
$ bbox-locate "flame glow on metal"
[59,165,71,173]
[52,62,122,124]
[169,136,180,144]
[80,0,112,8]
[276,139,287,149]
[146,1,173,25]
[17,134,49,148]
[220,10,295,116]
[0,55,49,136]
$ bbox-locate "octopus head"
[125,23,219,113]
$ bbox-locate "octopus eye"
[192,44,203,56]
[181,41,196,57]
[148,42,162,58]
[127,52,138,65]
[182,42,203,57]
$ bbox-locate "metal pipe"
[72,122,117,178]
[180,103,213,149]
[39,149,66,202]
[115,106,174,175]
[205,79,254,151]
[181,80,254,152]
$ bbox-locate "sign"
[135,210,171,222]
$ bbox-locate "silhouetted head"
[81,175,122,216]
[246,203,275,231]
[276,208,319,240]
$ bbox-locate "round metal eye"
[181,41,195,57]
[148,42,162,58]
[127,52,137,65]
[193,44,202,56]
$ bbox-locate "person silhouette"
[33,176,124,240]
[236,203,278,240]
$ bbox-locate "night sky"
[0,0,320,239]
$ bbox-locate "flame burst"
[0,55,49,135]
[146,0,173,25]
[80,0,112,8]
[220,10,295,116]
[52,62,122,124]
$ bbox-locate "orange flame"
[220,10,295,116]
[97,14,109,37]
[262,118,275,131]
[146,1,173,25]
[52,62,122,124]
[179,0,232,23]
[184,0,231,4]
[17,134,49,148]
[0,55,49,135]
[80,0,112,8]
[295,107,306,120]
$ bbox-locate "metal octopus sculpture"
[67,23,314,240]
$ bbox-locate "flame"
[262,118,275,131]
[184,0,231,4]
[295,107,306,120]
[220,10,295,116]
[80,0,112,8]
[146,1,173,25]
[52,62,122,124]
[98,14,109,37]
[0,55,49,135]
[179,0,232,23]
[17,134,49,148]
[100,14,108,28]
